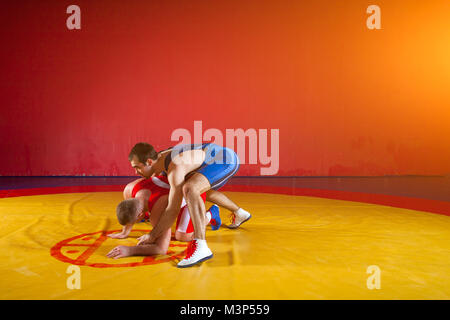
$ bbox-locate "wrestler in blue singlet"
[162,143,240,190]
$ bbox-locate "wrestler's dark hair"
[116,199,142,225]
[128,142,158,164]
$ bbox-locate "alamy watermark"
[66,265,81,289]
[366,265,381,290]
[170,121,279,176]
[66,5,381,31]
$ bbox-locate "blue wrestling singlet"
[163,143,240,190]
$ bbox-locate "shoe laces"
[229,213,236,225]
[185,240,198,259]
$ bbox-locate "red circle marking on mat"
[50,229,188,268]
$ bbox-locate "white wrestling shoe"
[227,208,252,229]
[177,239,213,268]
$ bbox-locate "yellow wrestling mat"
[0,191,449,299]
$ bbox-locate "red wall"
[0,0,449,176]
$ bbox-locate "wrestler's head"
[116,198,146,226]
[128,142,158,178]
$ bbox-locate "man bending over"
[106,175,220,259]
[132,142,251,268]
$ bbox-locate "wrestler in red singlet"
[130,175,209,233]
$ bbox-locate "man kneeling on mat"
[106,175,220,259]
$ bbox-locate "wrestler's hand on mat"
[106,246,134,259]
[137,233,154,245]
[108,224,132,239]
[107,232,128,239]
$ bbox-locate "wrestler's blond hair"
[116,198,143,225]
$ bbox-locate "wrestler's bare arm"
[137,166,185,245]
[107,228,171,258]
[107,195,171,258]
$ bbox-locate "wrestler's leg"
[175,205,212,242]
[200,147,251,229]
[178,145,243,267]
[205,189,239,212]
[182,173,211,240]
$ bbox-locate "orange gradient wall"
[0,0,449,176]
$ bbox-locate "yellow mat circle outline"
[0,191,449,299]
